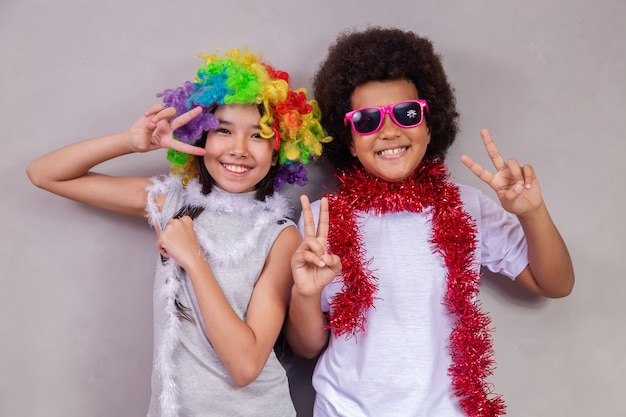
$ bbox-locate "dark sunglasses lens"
[392,102,423,127]
[352,108,382,134]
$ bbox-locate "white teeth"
[223,164,249,173]
[378,147,407,156]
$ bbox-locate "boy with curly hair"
[287,27,574,416]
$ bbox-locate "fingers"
[480,129,507,172]
[300,195,316,238]
[506,157,522,178]
[170,106,203,130]
[503,158,535,189]
[161,216,194,236]
[157,243,169,258]
[298,195,332,266]
[321,253,342,274]
[153,106,206,156]
[154,106,177,122]
[148,105,199,126]
[460,154,494,184]
[293,238,328,268]
[292,236,341,275]
[522,163,536,189]
[158,216,200,260]
[145,107,176,134]
[300,195,330,240]
[145,103,165,117]
[168,139,207,156]
[316,197,330,243]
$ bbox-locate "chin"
[374,169,414,182]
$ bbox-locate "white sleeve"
[459,184,529,280]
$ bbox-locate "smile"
[376,146,408,156]
[223,164,250,173]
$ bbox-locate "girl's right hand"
[291,196,342,297]
[157,215,207,271]
[129,104,206,156]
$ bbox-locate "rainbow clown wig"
[157,47,332,189]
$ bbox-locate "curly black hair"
[313,26,459,170]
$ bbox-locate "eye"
[353,109,381,133]
[393,102,423,126]
[215,127,231,134]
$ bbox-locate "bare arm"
[157,218,301,387]
[26,105,205,218]
[286,196,342,358]
[461,129,574,298]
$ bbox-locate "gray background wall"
[1,1,625,416]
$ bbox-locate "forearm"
[518,203,575,297]
[286,288,329,359]
[185,257,281,387]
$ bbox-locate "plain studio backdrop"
[1,1,624,416]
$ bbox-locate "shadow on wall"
[480,267,547,307]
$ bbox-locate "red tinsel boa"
[326,159,506,417]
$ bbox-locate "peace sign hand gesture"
[291,196,342,297]
[461,129,545,217]
[128,104,206,156]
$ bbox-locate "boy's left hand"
[461,129,544,217]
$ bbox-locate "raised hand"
[460,129,544,217]
[291,196,342,297]
[129,104,206,156]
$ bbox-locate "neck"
[334,159,450,215]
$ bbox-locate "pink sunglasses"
[344,99,429,135]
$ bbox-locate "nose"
[378,113,400,139]
[229,135,248,157]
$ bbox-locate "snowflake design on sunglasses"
[406,109,418,119]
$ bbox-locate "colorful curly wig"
[157,47,331,189]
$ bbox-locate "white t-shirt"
[301,184,528,417]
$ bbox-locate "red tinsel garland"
[326,159,506,417]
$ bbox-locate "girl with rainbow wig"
[158,47,331,191]
[27,47,330,417]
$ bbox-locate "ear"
[271,150,279,166]
[349,140,358,157]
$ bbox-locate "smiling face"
[203,104,277,193]
[348,79,431,182]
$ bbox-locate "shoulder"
[263,192,296,223]
[264,224,301,276]
[146,175,182,227]
[457,183,489,207]
[456,182,525,248]
[253,193,298,249]
[273,223,301,250]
